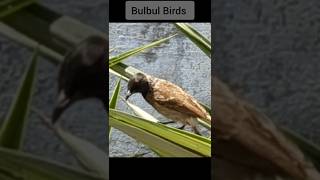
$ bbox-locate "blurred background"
[0,0,107,168]
[215,0,320,155]
[109,23,211,157]
[214,0,320,179]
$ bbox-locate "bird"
[214,77,320,180]
[52,35,108,124]
[125,72,211,135]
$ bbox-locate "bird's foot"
[192,127,202,136]
[177,124,185,130]
[160,121,175,125]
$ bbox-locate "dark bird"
[125,73,211,135]
[52,35,108,123]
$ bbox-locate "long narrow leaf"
[175,23,211,58]
[109,79,121,109]
[121,98,211,143]
[0,0,36,18]
[109,78,121,138]
[109,62,140,80]
[121,97,159,123]
[109,69,129,81]
[109,34,176,67]
[109,109,211,157]
[0,49,38,149]
[0,147,103,180]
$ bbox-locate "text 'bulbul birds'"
[131,6,187,15]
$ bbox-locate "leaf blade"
[109,109,211,157]
[109,78,121,138]
[0,147,104,180]
[0,0,37,19]
[121,97,159,123]
[109,34,176,67]
[0,49,38,149]
[109,79,121,109]
[175,23,211,58]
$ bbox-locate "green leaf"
[0,49,38,149]
[175,23,211,58]
[109,69,129,81]
[0,0,37,19]
[109,63,141,80]
[121,97,211,148]
[109,79,121,109]
[0,147,103,180]
[121,98,211,145]
[109,78,121,138]
[109,34,176,67]
[109,109,211,157]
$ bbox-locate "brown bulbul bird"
[52,35,108,123]
[125,73,211,135]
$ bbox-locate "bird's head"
[52,36,108,124]
[126,73,150,100]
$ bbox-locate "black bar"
[110,158,212,179]
[110,0,211,22]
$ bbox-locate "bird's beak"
[52,90,71,124]
[125,90,132,100]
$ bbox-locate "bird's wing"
[151,78,211,122]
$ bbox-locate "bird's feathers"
[145,75,211,124]
[52,36,108,123]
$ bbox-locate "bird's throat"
[139,81,150,99]
[141,91,148,99]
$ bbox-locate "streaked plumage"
[126,73,211,134]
